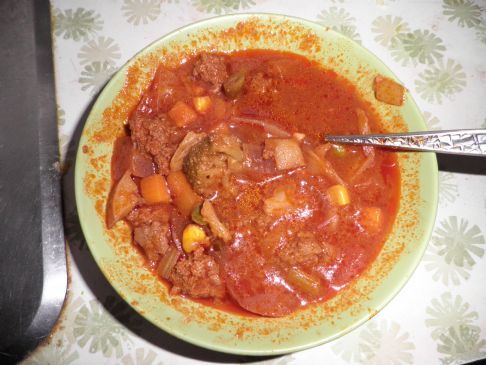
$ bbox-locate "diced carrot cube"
[140,174,171,204]
[168,101,198,127]
[166,171,202,216]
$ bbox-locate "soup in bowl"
[75,14,437,355]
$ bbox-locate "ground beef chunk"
[254,212,274,232]
[127,205,170,262]
[133,222,169,262]
[192,53,228,89]
[262,143,275,160]
[170,248,225,299]
[126,205,170,226]
[278,231,336,266]
[129,114,183,174]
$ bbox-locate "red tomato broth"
[107,50,400,317]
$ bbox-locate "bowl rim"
[74,12,439,355]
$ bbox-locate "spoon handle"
[324,129,486,156]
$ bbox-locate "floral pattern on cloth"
[24,0,486,364]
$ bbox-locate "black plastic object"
[0,0,67,362]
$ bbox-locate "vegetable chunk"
[285,268,321,296]
[183,137,228,196]
[182,224,209,253]
[140,174,171,204]
[106,170,140,228]
[327,184,350,206]
[264,189,294,216]
[304,148,345,185]
[373,75,406,106]
[211,133,243,161]
[157,246,180,279]
[170,131,207,172]
[359,207,384,233]
[166,171,202,216]
[264,138,305,170]
[112,136,154,180]
[192,96,212,113]
[168,101,198,127]
[223,71,245,98]
[201,200,231,242]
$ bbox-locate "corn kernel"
[331,144,346,157]
[193,96,212,114]
[327,184,350,206]
[182,224,208,253]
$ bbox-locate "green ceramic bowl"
[75,14,438,355]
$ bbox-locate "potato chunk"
[106,170,140,228]
[373,75,406,106]
[168,101,198,127]
[264,138,305,170]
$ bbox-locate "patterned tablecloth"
[23,1,486,364]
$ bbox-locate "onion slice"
[201,200,231,242]
[156,246,180,279]
[350,155,375,182]
[231,116,291,138]
[304,148,345,186]
[170,131,207,172]
[356,108,375,158]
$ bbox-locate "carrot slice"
[166,171,202,216]
[140,174,171,204]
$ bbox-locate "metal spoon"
[324,129,486,156]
